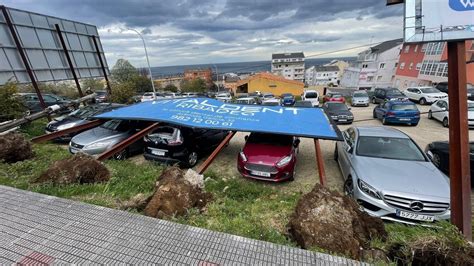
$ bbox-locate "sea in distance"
[149,57,356,78]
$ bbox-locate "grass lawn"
[0,118,471,262]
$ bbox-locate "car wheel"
[372,98,376,104]
[428,110,433,119]
[443,117,449,128]
[419,98,426,105]
[186,151,198,167]
[113,149,128,160]
[431,152,441,168]
[343,178,354,197]
[334,143,339,161]
[382,117,388,125]
[372,111,377,118]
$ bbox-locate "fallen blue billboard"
[95,98,342,140]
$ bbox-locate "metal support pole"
[92,35,112,95]
[54,24,83,97]
[97,122,160,161]
[198,131,236,174]
[31,120,104,143]
[1,5,47,111]
[314,139,326,186]
[447,41,472,240]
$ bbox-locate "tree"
[0,82,26,122]
[131,75,153,93]
[109,81,136,104]
[164,84,178,92]
[180,78,207,93]
[111,59,139,83]
[81,78,104,92]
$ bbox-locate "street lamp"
[122,28,157,99]
[212,64,219,92]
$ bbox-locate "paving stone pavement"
[0,185,360,265]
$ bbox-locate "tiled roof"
[237,72,305,86]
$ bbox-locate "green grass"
[19,117,49,138]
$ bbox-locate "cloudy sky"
[4,0,404,68]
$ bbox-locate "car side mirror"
[293,139,300,147]
[244,135,248,141]
[348,107,352,110]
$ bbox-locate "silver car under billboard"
[335,126,450,224]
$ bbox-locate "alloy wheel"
[344,178,354,197]
[428,111,433,119]
[419,98,426,105]
[188,151,198,167]
[443,117,449,127]
[432,153,441,168]
[113,149,128,160]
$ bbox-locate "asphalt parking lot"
[201,103,474,194]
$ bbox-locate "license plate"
[251,171,271,177]
[397,210,434,222]
[339,119,347,122]
[150,148,166,156]
[399,118,410,121]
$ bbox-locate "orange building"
[184,68,213,86]
[236,72,304,96]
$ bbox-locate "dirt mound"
[288,184,387,260]
[34,153,110,185]
[0,132,33,163]
[116,193,151,211]
[144,166,211,219]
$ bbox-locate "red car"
[237,133,299,182]
[323,92,345,103]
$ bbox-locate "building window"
[394,62,398,68]
[404,45,410,53]
[421,43,427,52]
[377,76,382,82]
[285,64,288,67]
[400,62,405,69]
[414,44,419,53]
[362,64,368,68]
[416,63,422,70]
[379,63,385,69]
[409,62,414,70]
[367,76,374,82]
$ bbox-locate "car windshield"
[96,91,107,96]
[357,136,426,161]
[70,106,97,119]
[100,120,122,131]
[420,88,440,93]
[391,104,417,111]
[387,89,403,96]
[330,94,343,98]
[148,127,179,142]
[263,94,274,98]
[327,103,348,111]
[281,94,292,98]
[353,92,367,98]
[247,133,293,146]
[305,92,318,98]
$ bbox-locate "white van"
[301,90,320,107]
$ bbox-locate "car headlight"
[331,115,338,119]
[239,151,247,162]
[85,141,111,149]
[57,123,75,130]
[348,115,354,119]
[358,179,381,199]
[276,154,292,167]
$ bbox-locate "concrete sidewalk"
[0,185,357,265]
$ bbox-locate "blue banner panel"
[95,98,342,140]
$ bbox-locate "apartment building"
[305,65,340,86]
[271,52,305,82]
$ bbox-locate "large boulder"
[34,153,110,185]
[144,167,211,219]
[0,132,33,163]
[288,184,387,259]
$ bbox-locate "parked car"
[323,92,345,103]
[262,98,281,106]
[262,93,275,101]
[234,97,257,105]
[436,83,474,101]
[95,90,108,103]
[141,92,166,102]
[15,93,73,114]
[428,99,474,128]
[301,90,319,107]
[280,93,296,106]
[143,125,228,167]
[404,87,447,105]
[323,102,354,124]
[335,126,450,224]
[371,88,408,104]
[425,141,474,187]
[182,92,199,98]
[351,91,370,107]
[238,133,300,182]
[435,82,448,93]
[45,103,125,141]
[373,100,420,126]
[69,119,149,159]
[294,101,313,108]
[216,92,232,102]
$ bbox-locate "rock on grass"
[34,153,110,185]
[0,132,33,163]
[144,166,211,219]
[287,184,387,260]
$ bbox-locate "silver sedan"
[335,126,450,225]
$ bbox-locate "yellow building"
[235,72,304,96]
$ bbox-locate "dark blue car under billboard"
[95,98,342,140]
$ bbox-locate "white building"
[305,65,340,86]
[271,52,305,82]
[341,39,403,90]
